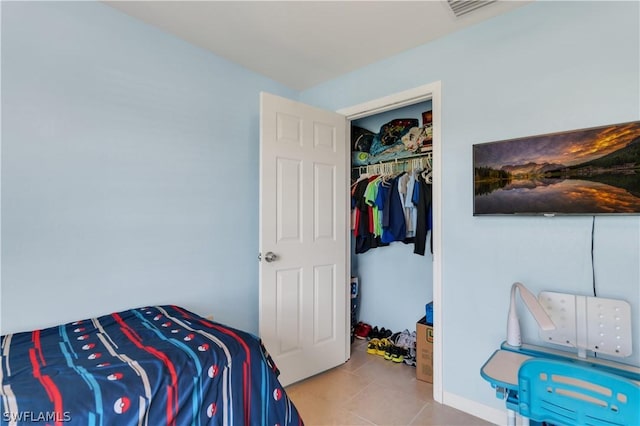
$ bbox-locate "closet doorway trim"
[338,81,443,404]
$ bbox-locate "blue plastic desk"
[481,344,640,426]
[481,350,532,425]
[500,341,640,381]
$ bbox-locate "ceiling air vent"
[446,0,497,18]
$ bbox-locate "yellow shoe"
[367,338,380,355]
[377,338,391,357]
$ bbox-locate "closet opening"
[350,101,434,336]
[338,81,443,403]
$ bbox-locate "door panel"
[275,268,302,354]
[276,159,302,242]
[259,92,348,386]
[313,264,335,343]
[314,163,335,240]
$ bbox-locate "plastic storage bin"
[425,301,433,326]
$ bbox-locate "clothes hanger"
[422,168,432,184]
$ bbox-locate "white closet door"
[259,92,349,386]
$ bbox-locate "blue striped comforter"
[0,305,303,425]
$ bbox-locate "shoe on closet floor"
[384,344,395,360]
[403,343,417,366]
[391,346,406,363]
[384,343,402,361]
[376,338,392,357]
[367,338,380,355]
[368,326,379,340]
[392,329,412,349]
[354,322,371,340]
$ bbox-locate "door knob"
[264,251,278,263]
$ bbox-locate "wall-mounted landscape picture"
[473,120,640,215]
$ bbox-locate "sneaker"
[384,344,396,361]
[368,326,379,340]
[394,329,413,349]
[385,343,407,362]
[403,343,416,366]
[367,338,380,355]
[376,338,392,357]
[389,331,400,343]
[354,322,371,340]
[391,346,406,363]
[379,327,393,339]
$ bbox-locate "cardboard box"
[416,316,433,383]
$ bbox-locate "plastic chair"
[517,358,640,426]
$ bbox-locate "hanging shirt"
[404,172,418,238]
[364,177,382,237]
[375,178,391,230]
[381,173,407,244]
[414,173,433,256]
[398,173,417,238]
[353,179,368,231]
[354,176,380,254]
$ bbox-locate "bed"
[0,305,303,425]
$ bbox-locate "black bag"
[351,126,375,153]
[379,118,419,146]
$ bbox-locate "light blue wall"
[302,0,639,411]
[1,1,295,335]
[352,102,433,333]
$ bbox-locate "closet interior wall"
[351,101,434,334]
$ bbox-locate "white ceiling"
[106,1,531,91]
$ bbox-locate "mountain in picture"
[501,162,566,176]
[568,136,640,171]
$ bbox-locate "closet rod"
[353,152,433,180]
[351,151,432,170]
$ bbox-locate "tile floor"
[285,339,492,425]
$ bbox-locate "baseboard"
[442,391,506,425]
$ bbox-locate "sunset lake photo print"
[473,120,640,215]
